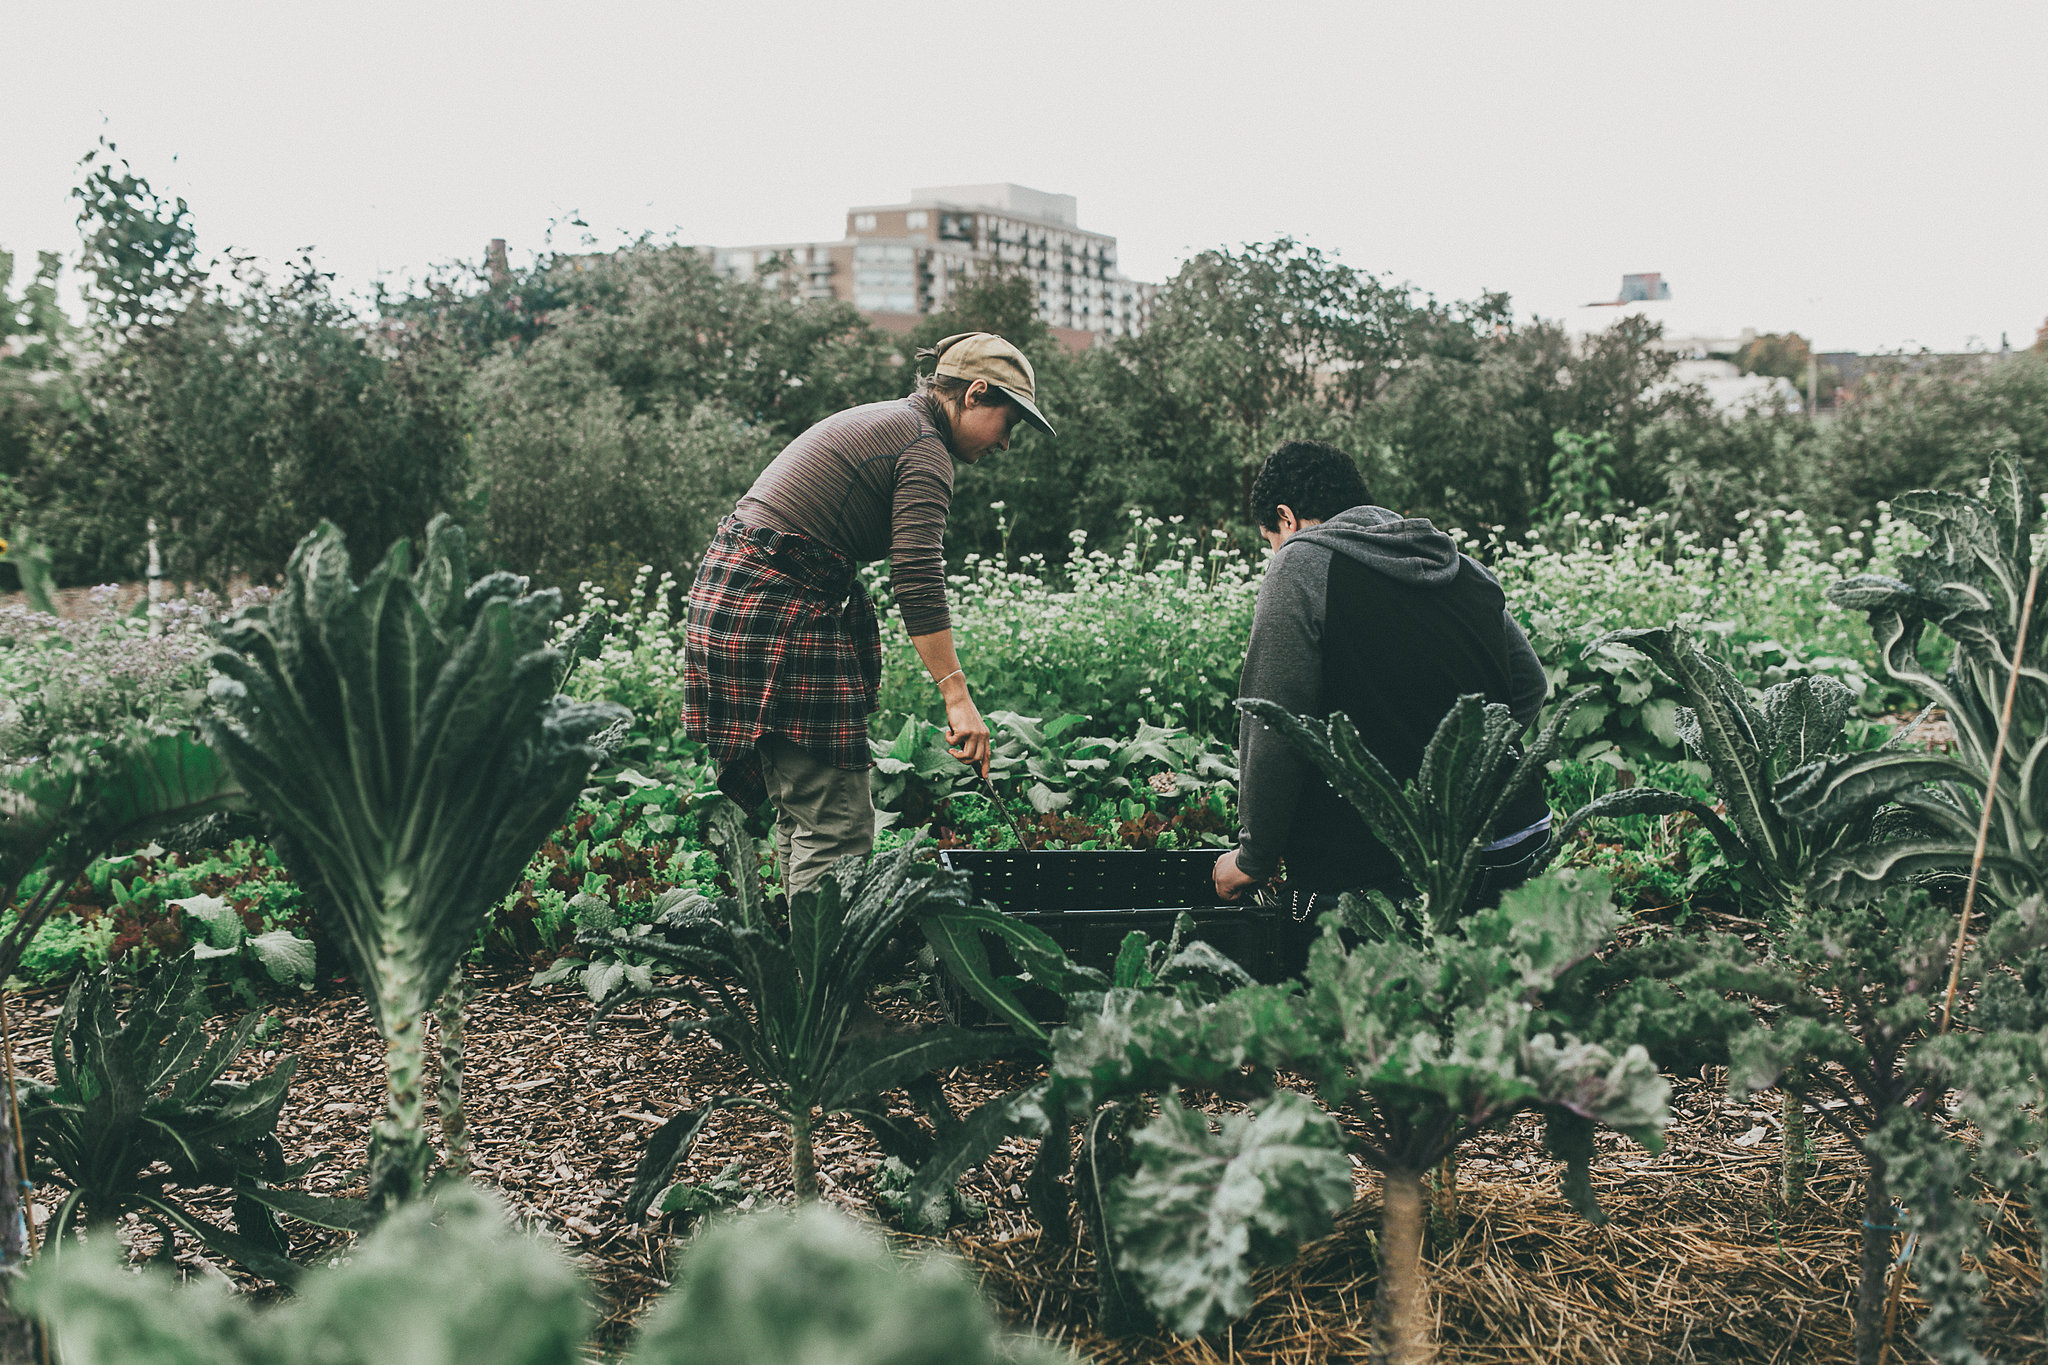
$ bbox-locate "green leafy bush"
[7,838,314,990]
[51,149,466,591]
[0,730,242,993]
[0,590,238,761]
[172,892,315,999]
[466,388,780,596]
[874,517,1263,740]
[871,710,1236,835]
[558,497,1888,775]
[1546,757,1732,910]
[1486,504,1912,765]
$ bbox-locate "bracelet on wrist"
[934,668,964,688]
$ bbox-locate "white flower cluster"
[546,501,1909,755]
[0,585,269,759]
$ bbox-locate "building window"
[854,214,877,232]
[905,211,928,229]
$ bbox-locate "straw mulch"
[8,971,2045,1363]
[956,1089,2047,1365]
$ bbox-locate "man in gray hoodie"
[1213,440,1552,907]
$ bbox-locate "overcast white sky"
[7,1,2045,354]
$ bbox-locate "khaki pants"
[757,733,876,895]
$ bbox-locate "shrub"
[465,390,780,594]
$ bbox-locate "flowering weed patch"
[1481,505,1917,765]
[0,589,260,760]
[873,515,1261,740]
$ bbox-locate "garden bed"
[9,972,2040,1363]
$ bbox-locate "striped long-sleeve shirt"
[736,395,957,637]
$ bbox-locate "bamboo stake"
[1940,557,2040,1036]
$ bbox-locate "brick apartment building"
[709,184,1157,351]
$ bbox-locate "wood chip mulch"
[7,973,2046,1363]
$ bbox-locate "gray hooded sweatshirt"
[1234,505,1548,882]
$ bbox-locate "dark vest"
[1282,552,1549,892]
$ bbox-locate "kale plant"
[1016,868,1668,1358]
[1936,951,2048,1349]
[1746,459,2048,1362]
[21,955,304,1282]
[0,727,242,1269]
[1558,624,1868,912]
[1712,887,2048,1365]
[1556,623,1872,1204]
[1236,688,1586,932]
[19,1184,1070,1365]
[19,1184,590,1365]
[582,803,1010,1208]
[633,1202,1072,1365]
[1241,869,1667,1363]
[1776,457,2048,906]
[206,517,625,1206]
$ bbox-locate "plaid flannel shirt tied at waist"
[682,515,881,808]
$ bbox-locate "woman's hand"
[945,693,991,777]
[1212,849,1260,901]
[909,629,990,776]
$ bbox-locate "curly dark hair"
[1248,441,1371,531]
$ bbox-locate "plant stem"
[1375,1167,1432,1365]
[1780,1089,1808,1208]
[1428,1153,1459,1242]
[0,997,27,1273]
[370,1011,429,1209]
[436,971,474,1180]
[0,1097,20,1274]
[1856,1156,1892,1365]
[2034,1184,2048,1342]
[791,1111,818,1201]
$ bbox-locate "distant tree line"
[5,145,2047,596]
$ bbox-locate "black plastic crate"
[932,849,1299,1025]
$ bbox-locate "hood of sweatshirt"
[1284,504,1463,587]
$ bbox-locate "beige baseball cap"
[928,332,1056,436]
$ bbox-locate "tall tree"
[27,148,467,588]
[459,241,898,586]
